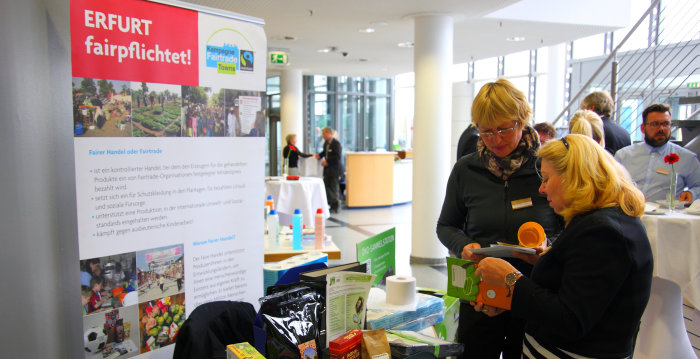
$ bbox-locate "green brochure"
[446,257,480,302]
[356,227,396,286]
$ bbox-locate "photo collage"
[80,244,185,358]
[72,78,266,138]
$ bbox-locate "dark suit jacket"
[457,124,479,159]
[319,138,342,177]
[602,115,631,155]
[512,207,653,358]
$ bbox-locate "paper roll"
[385,275,417,306]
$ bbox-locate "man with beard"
[615,103,700,202]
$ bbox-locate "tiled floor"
[324,202,448,292]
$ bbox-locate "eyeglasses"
[479,123,519,139]
[645,121,671,129]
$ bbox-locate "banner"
[356,228,396,286]
[71,0,266,357]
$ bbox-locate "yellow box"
[227,342,266,359]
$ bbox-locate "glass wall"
[304,75,392,154]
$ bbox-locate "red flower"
[289,144,297,152]
[664,153,679,165]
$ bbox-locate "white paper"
[325,271,376,347]
[469,245,535,258]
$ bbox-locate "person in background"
[283,134,312,176]
[457,123,480,159]
[314,127,343,213]
[615,103,700,202]
[475,134,653,359]
[533,122,556,146]
[437,78,562,359]
[568,110,605,148]
[580,91,630,155]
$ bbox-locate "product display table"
[264,234,341,262]
[265,176,330,227]
[634,210,700,359]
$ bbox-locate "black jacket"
[456,124,479,159]
[436,152,562,274]
[283,145,312,168]
[512,207,652,358]
[602,115,631,155]
[318,138,342,177]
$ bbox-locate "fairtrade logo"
[240,50,254,72]
[205,28,255,75]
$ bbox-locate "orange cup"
[518,222,545,248]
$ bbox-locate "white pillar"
[280,69,304,147]
[411,14,453,264]
[451,81,473,164]
[545,43,567,127]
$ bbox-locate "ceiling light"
[317,46,338,53]
[506,36,525,42]
[358,27,375,33]
[359,58,368,62]
[397,42,414,48]
[317,48,331,53]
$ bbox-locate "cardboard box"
[227,342,265,359]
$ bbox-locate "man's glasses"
[479,123,519,139]
[645,121,671,129]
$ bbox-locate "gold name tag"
[657,168,670,175]
[511,197,533,210]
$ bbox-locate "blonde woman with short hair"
[476,134,652,358]
[282,134,312,176]
[569,110,605,148]
[437,78,562,359]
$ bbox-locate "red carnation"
[664,153,679,165]
[289,144,297,152]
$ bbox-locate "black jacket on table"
[602,115,631,155]
[512,207,653,358]
[318,138,342,177]
[436,152,562,274]
[283,145,312,168]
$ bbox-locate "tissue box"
[227,342,265,359]
[366,293,444,330]
[263,251,328,292]
[418,288,460,342]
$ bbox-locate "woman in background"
[282,134,312,176]
[568,109,605,148]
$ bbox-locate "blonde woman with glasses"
[476,134,652,359]
[437,78,562,359]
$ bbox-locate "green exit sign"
[688,82,699,88]
[269,52,288,65]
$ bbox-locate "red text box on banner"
[71,0,199,86]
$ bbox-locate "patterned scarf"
[477,125,540,180]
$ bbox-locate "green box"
[227,342,265,359]
[446,257,479,302]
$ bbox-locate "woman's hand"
[461,243,486,262]
[512,245,548,265]
[471,301,506,317]
[474,257,516,287]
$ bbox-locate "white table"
[298,157,323,178]
[265,177,330,227]
[634,210,700,359]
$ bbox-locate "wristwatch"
[505,271,522,288]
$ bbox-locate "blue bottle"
[292,208,303,250]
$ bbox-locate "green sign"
[356,228,395,286]
[269,52,288,65]
[688,82,699,88]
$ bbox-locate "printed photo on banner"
[136,244,185,303]
[225,89,266,137]
[130,82,182,137]
[182,86,227,137]
[138,293,186,353]
[80,253,138,316]
[73,78,133,137]
[83,306,140,359]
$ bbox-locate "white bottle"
[267,209,279,248]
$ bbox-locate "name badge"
[657,168,670,175]
[511,197,533,210]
